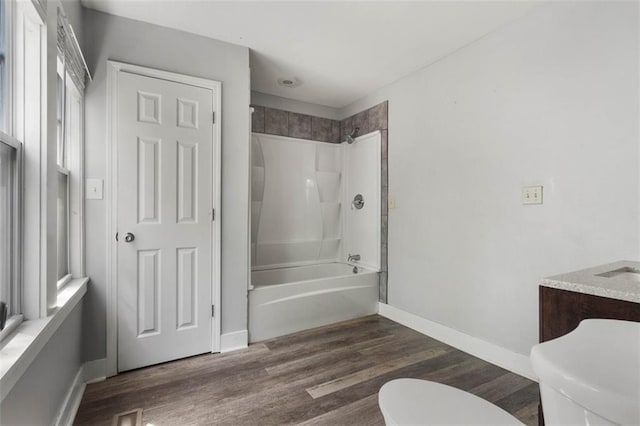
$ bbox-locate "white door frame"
[105,60,222,376]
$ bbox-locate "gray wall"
[82,9,251,361]
[342,2,639,355]
[60,0,83,47]
[0,302,84,425]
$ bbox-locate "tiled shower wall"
[251,101,389,302]
[251,106,341,143]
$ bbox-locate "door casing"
[105,60,221,376]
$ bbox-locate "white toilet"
[378,319,639,426]
[531,319,640,426]
[378,379,524,425]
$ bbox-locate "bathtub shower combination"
[249,131,381,342]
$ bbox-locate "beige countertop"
[542,260,640,303]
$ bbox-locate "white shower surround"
[249,132,381,341]
[343,132,382,271]
[251,132,381,270]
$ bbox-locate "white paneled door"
[116,70,216,372]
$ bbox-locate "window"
[0,0,8,133]
[57,170,69,280]
[56,59,84,287]
[0,1,11,328]
[57,73,65,166]
[0,138,19,325]
[56,65,69,283]
[0,0,42,330]
[0,0,86,334]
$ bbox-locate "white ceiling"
[82,1,539,108]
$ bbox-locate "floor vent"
[112,408,143,426]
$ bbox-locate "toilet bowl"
[531,319,640,426]
[378,379,523,425]
[378,319,639,426]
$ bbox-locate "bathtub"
[248,263,379,342]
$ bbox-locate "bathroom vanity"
[539,260,640,343]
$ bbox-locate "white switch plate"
[388,197,396,209]
[522,185,543,205]
[86,178,104,200]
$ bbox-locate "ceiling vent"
[277,77,301,88]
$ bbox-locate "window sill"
[0,315,24,343]
[57,273,72,290]
[0,277,88,402]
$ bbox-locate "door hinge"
[211,305,215,317]
[212,112,215,124]
[212,208,215,221]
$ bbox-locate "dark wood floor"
[75,315,539,425]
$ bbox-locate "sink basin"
[596,267,640,282]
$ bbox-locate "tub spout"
[348,254,361,263]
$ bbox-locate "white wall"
[0,302,84,425]
[83,9,251,361]
[251,91,341,120]
[342,2,639,355]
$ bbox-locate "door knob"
[124,232,135,243]
[352,194,365,210]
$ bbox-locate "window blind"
[57,9,90,91]
[30,0,46,23]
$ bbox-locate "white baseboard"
[82,358,107,384]
[54,366,86,426]
[53,358,107,426]
[220,330,249,353]
[378,302,537,381]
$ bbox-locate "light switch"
[86,179,103,200]
[388,197,396,209]
[522,185,543,205]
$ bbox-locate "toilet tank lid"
[530,319,640,425]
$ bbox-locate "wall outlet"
[86,178,104,200]
[388,197,396,209]
[522,185,543,205]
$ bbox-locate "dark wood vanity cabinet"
[539,286,640,343]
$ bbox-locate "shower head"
[343,127,360,144]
